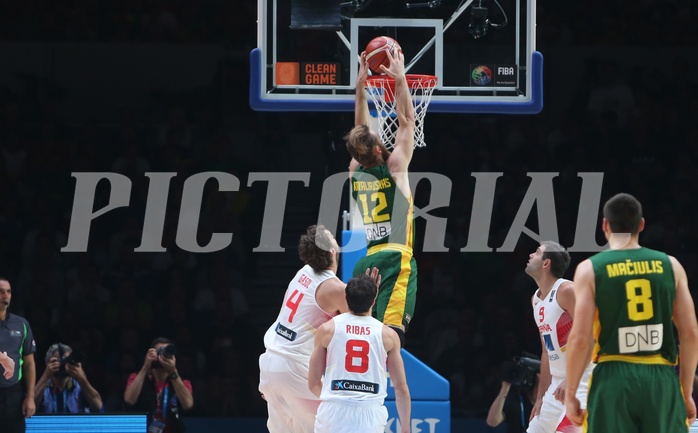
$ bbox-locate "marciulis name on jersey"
[605,260,663,278]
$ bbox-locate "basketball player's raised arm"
[670,256,698,424]
[565,259,596,426]
[309,320,333,398]
[355,52,371,128]
[382,48,414,173]
[349,52,371,176]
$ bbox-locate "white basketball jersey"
[531,278,574,379]
[320,313,388,404]
[263,265,337,365]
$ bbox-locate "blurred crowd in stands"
[0,94,268,416]
[0,0,695,46]
[0,0,697,420]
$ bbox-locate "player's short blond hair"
[345,124,380,167]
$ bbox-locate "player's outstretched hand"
[380,47,405,79]
[357,51,369,86]
[365,267,382,288]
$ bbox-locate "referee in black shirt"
[0,277,36,433]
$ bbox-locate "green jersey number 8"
[625,278,654,321]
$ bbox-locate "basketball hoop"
[364,74,438,149]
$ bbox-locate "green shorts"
[352,248,417,331]
[585,361,688,433]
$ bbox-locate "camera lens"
[163,344,176,358]
[157,344,176,359]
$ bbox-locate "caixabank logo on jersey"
[470,64,517,86]
[331,380,379,394]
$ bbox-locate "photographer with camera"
[124,337,193,433]
[487,355,540,433]
[35,343,103,413]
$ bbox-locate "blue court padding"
[386,350,449,401]
[385,350,451,433]
[249,47,543,114]
[340,229,368,282]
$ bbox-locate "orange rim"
[365,74,438,89]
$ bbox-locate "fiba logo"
[471,65,492,86]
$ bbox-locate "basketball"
[365,36,401,74]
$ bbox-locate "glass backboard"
[250,0,542,113]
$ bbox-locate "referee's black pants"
[0,383,26,433]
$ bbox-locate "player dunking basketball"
[525,241,594,433]
[345,46,416,347]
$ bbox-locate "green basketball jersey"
[351,164,413,250]
[589,247,677,364]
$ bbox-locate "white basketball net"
[365,74,438,149]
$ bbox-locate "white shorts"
[314,401,388,433]
[527,368,592,433]
[259,351,320,433]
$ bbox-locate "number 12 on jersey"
[357,192,390,224]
